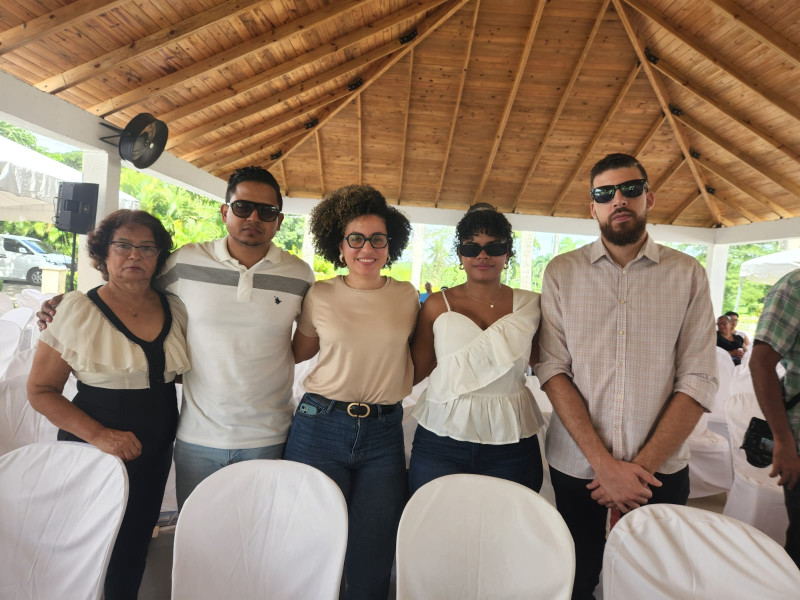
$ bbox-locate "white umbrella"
[739,249,800,286]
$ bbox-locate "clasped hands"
[587,458,662,513]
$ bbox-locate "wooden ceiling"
[1,0,799,228]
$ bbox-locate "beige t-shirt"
[297,276,419,405]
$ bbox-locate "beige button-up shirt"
[535,235,718,479]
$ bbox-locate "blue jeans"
[284,393,408,600]
[408,424,543,496]
[174,439,285,509]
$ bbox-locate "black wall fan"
[100,113,169,168]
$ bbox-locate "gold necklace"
[106,286,141,318]
[464,283,503,308]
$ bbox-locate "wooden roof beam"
[397,51,414,204]
[667,191,734,226]
[89,0,372,117]
[0,0,128,55]
[702,0,800,71]
[613,0,723,225]
[357,95,363,186]
[623,0,800,124]
[632,112,666,158]
[512,0,611,212]
[695,154,782,220]
[279,161,288,196]
[472,0,547,205]
[650,155,685,194]
[315,131,325,196]
[434,0,481,207]
[548,63,641,216]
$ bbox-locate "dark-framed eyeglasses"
[590,179,648,204]
[458,242,509,257]
[108,241,161,258]
[344,233,390,249]
[228,200,281,222]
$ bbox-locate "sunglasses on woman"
[590,179,648,203]
[228,200,281,221]
[458,242,509,257]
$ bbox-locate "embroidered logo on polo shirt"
[274,296,282,304]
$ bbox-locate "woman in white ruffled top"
[28,210,189,599]
[409,204,544,495]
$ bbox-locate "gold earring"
[458,263,464,270]
[504,262,509,270]
[339,253,344,263]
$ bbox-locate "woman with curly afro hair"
[284,184,418,600]
[408,203,545,496]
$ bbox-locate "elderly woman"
[285,185,417,600]
[409,204,544,495]
[717,314,745,366]
[27,210,189,600]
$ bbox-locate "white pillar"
[519,231,534,291]
[706,243,729,317]
[301,215,315,269]
[410,223,425,290]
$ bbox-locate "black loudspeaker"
[56,182,99,234]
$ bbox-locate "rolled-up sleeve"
[534,259,574,386]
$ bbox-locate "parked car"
[0,234,72,285]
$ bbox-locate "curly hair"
[225,166,282,211]
[309,185,411,269]
[87,210,173,281]
[453,204,516,259]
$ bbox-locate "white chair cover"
[16,289,50,312]
[396,474,575,600]
[0,371,59,456]
[708,347,735,434]
[723,391,789,544]
[687,412,733,498]
[0,306,34,329]
[0,292,14,316]
[602,504,800,600]
[0,320,22,377]
[171,460,348,600]
[0,441,128,600]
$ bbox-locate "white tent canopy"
[739,249,800,286]
[0,136,138,223]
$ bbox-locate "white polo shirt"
[157,237,315,449]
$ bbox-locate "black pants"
[784,482,800,568]
[58,381,178,600]
[550,465,690,600]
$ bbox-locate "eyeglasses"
[344,233,390,249]
[228,200,281,222]
[108,241,161,258]
[590,179,648,203]
[458,242,509,257]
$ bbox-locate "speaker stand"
[67,232,78,292]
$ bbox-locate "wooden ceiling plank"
[632,112,666,158]
[666,192,703,225]
[623,0,800,125]
[512,0,611,212]
[261,0,471,174]
[650,53,800,163]
[434,0,480,208]
[713,193,757,223]
[650,156,685,194]
[472,0,547,205]
[315,130,325,196]
[0,0,129,55]
[88,0,368,117]
[613,0,723,225]
[702,0,800,71]
[696,154,781,219]
[159,0,448,125]
[278,160,288,195]
[35,0,273,94]
[397,50,414,204]
[357,94,363,186]
[548,62,642,216]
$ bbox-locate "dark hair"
[453,205,515,259]
[725,311,739,318]
[309,184,411,269]
[589,153,649,188]
[225,166,282,211]
[87,210,173,281]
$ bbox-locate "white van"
[0,234,72,285]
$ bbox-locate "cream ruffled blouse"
[412,288,543,444]
[39,289,190,389]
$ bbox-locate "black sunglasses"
[458,242,509,257]
[590,179,648,204]
[228,200,281,222]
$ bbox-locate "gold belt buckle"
[346,403,371,418]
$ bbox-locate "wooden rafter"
[279,161,288,195]
[633,113,666,158]
[649,54,800,163]
[357,95,363,186]
[702,0,800,71]
[674,111,800,213]
[35,0,271,94]
[0,0,129,55]
[434,0,481,207]
[261,0,471,175]
[159,0,445,125]
[548,63,641,216]
[472,0,546,204]
[623,0,800,124]
[696,155,782,220]
[650,156,685,194]
[315,130,325,195]
[613,0,723,225]
[397,50,414,203]
[713,192,757,223]
[88,0,367,118]
[512,0,610,212]
[666,192,734,226]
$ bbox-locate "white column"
[301,215,315,269]
[706,243,729,317]
[410,223,425,290]
[519,231,534,291]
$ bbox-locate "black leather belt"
[330,401,401,419]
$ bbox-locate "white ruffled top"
[412,288,544,444]
[39,289,190,389]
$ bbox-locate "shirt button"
[619,299,626,304]
[616,394,622,399]
[619,330,624,335]
[622,269,627,274]
[617,361,624,367]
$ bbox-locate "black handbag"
[740,391,800,468]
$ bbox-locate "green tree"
[722,242,782,317]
